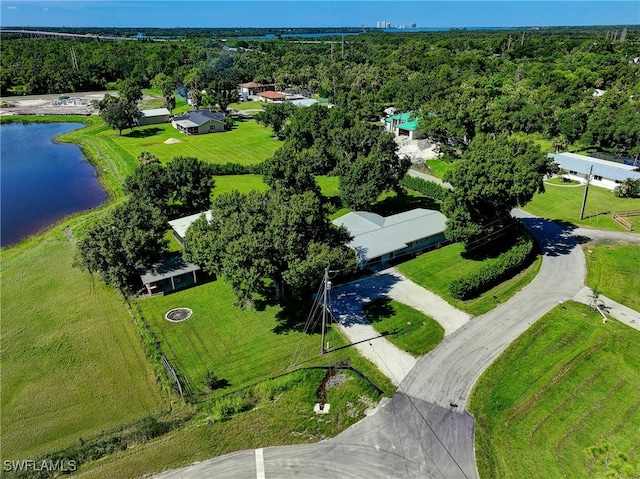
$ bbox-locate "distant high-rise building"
[376,21,382,28]
[386,22,391,28]
[410,23,417,28]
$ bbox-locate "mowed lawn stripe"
[470,302,640,479]
[0,235,163,459]
[96,120,281,166]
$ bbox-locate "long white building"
[549,152,640,191]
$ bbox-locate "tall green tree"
[184,190,353,306]
[123,162,171,211]
[75,200,168,290]
[100,100,140,135]
[151,72,177,112]
[166,156,216,213]
[262,144,320,196]
[255,102,294,139]
[116,78,143,104]
[442,134,552,247]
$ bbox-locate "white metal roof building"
[137,107,171,126]
[549,152,640,191]
[333,208,447,268]
[168,210,213,244]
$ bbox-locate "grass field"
[584,243,640,312]
[524,182,640,231]
[97,119,281,166]
[212,174,268,196]
[423,159,455,179]
[136,279,394,399]
[396,242,542,316]
[469,302,640,479]
[364,299,444,356]
[0,233,163,460]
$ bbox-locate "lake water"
[0,122,107,247]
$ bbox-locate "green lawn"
[212,174,268,196]
[364,299,444,356]
[95,119,281,166]
[136,279,394,400]
[423,159,455,179]
[524,182,640,231]
[0,234,163,460]
[584,243,640,312]
[396,242,542,316]
[229,101,265,111]
[469,302,640,479]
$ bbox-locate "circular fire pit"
[165,308,193,322]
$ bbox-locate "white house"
[332,208,447,268]
[550,152,640,191]
[172,110,225,135]
[137,108,171,126]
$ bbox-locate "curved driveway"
[155,213,638,479]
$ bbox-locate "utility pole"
[580,164,593,220]
[321,266,331,355]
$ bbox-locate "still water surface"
[0,122,107,247]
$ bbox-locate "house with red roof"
[239,82,275,96]
[257,91,286,103]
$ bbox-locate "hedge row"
[400,175,450,201]
[449,234,537,300]
[210,162,262,175]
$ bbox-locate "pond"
[0,122,107,247]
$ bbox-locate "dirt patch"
[0,91,158,116]
[164,138,182,144]
[395,136,441,164]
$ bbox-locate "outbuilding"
[239,81,276,96]
[257,91,286,103]
[550,152,640,191]
[137,108,171,126]
[138,255,201,296]
[168,210,213,245]
[333,208,447,269]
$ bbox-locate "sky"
[1,1,638,29]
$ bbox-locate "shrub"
[210,394,256,422]
[400,175,449,201]
[209,162,262,175]
[449,234,537,300]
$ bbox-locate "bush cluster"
[449,234,537,300]
[209,162,263,176]
[8,417,171,479]
[400,175,450,201]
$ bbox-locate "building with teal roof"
[384,111,423,140]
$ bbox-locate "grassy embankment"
[469,302,640,478]
[525,181,640,231]
[0,233,164,460]
[396,242,542,316]
[584,243,640,312]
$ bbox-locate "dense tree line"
[4,28,638,154]
[75,154,216,290]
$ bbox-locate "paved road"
[154,214,638,478]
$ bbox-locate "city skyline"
[1,1,638,29]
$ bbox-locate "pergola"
[138,255,201,295]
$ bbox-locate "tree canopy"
[183,190,354,306]
[75,200,168,290]
[442,134,553,247]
